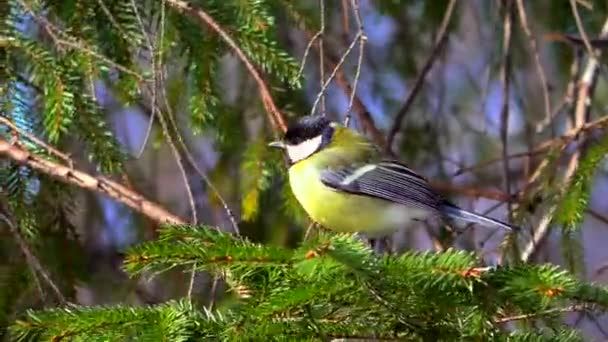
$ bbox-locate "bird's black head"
[284,115,332,144]
[269,115,335,163]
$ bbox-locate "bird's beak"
[268,141,286,149]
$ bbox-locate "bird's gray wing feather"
[320,160,442,211]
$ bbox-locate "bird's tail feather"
[440,202,518,231]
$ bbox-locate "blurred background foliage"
[3,0,608,339]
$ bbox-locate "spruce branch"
[0,139,184,225]
[167,0,288,133]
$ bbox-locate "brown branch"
[500,0,514,220]
[386,0,457,152]
[167,0,287,133]
[515,0,552,134]
[0,139,185,225]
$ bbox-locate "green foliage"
[10,300,198,342]
[12,226,604,340]
[557,135,608,231]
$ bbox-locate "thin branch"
[500,0,514,220]
[155,39,198,225]
[167,0,287,132]
[570,0,600,64]
[0,139,185,224]
[297,30,323,79]
[515,0,552,134]
[386,0,457,152]
[454,114,608,176]
[494,304,592,323]
[132,0,159,158]
[95,0,131,41]
[319,0,326,116]
[0,212,67,304]
[344,0,366,127]
[310,32,361,116]
[312,35,386,149]
[521,16,608,262]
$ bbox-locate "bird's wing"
[320,160,442,211]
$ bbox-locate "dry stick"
[167,0,287,132]
[0,213,67,304]
[0,139,185,224]
[515,0,552,134]
[386,0,457,153]
[500,0,514,220]
[521,17,608,263]
[344,0,366,127]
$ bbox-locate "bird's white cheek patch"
[286,135,323,163]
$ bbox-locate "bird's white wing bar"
[320,161,442,211]
[340,164,377,185]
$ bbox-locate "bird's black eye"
[284,115,331,144]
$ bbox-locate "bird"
[268,115,518,237]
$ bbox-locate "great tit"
[269,115,518,237]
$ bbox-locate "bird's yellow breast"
[287,128,429,236]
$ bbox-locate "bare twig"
[187,263,197,299]
[298,30,323,80]
[0,139,185,224]
[0,212,67,304]
[386,0,457,152]
[515,0,552,134]
[155,49,198,225]
[494,304,592,323]
[314,38,386,149]
[570,0,600,63]
[454,114,608,176]
[132,0,160,158]
[500,0,514,220]
[319,0,326,116]
[344,0,366,127]
[310,32,362,117]
[168,0,287,132]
